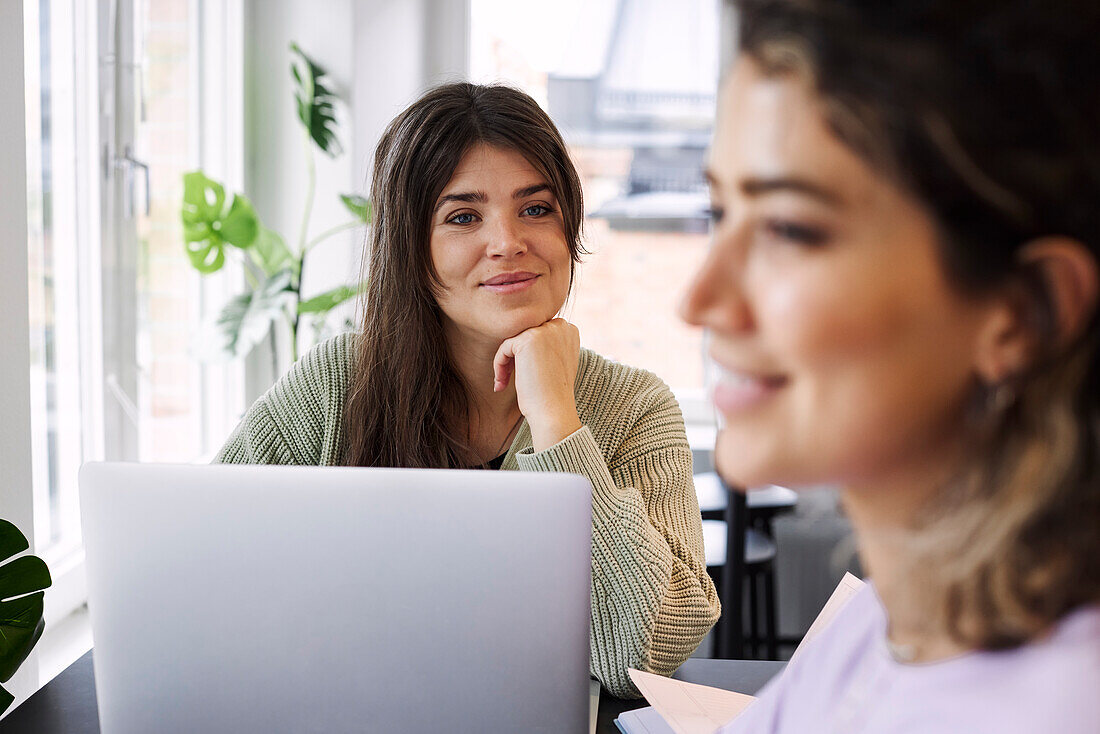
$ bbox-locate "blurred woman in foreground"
[681,0,1100,730]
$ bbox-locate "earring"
[986,381,1018,416]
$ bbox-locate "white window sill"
[37,604,92,688]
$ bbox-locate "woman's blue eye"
[450,212,476,225]
[523,204,550,217]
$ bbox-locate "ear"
[973,236,1099,383]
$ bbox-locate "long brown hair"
[342,83,585,469]
[735,0,1100,647]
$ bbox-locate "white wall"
[1,0,37,550]
[0,0,41,713]
[242,0,356,391]
[351,0,470,185]
[244,0,356,278]
[241,0,468,396]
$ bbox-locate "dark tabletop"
[1,652,99,734]
[0,651,785,733]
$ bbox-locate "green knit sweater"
[214,333,720,698]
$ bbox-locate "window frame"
[11,0,248,670]
[25,0,103,629]
[2,2,36,549]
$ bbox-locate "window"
[25,0,101,575]
[470,0,718,416]
[22,0,245,629]
[112,0,245,463]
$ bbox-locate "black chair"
[697,473,798,530]
[697,473,795,659]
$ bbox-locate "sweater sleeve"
[213,333,354,466]
[213,395,300,465]
[514,384,720,698]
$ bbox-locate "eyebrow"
[433,183,552,215]
[705,169,843,207]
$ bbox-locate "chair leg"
[709,570,724,657]
[764,565,778,660]
[748,571,760,659]
[720,491,748,660]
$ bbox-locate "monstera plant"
[181,42,369,364]
[0,520,52,715]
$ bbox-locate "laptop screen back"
[80,462,592,734]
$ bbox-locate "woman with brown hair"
[682,0,1100,730]
[215,82,719,697]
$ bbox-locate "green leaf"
[220,196,261,248]
[340,194,372,223]
[297,281,365,315]
[252,228,297,277]
[0,596,45,682]
[184,171,224,220]
[211,270,296,359]
[0,592,44,636]
[181,171,261,274]
[0,521,28,562]
[0,557,51,603]
[289,42,342,156]
[0,520,51,690]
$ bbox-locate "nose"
[486,215,528,259]
[678,225,754,334]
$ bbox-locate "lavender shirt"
[721,585,1100,734]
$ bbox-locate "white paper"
[590,679,600,734]
[628,669,756,734]
[617,706,676,733]
[625,573,867,733]
[789,571,865,662]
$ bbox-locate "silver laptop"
[79,462,593,734]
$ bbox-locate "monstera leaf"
[212,270,297,359]
[290,43,342,156]
[297,282,365,315]
[181,171,260,273]
[0,520,52,715]
[252,228,297,278]
[339,194,372,223]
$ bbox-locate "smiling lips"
[480,271,540,294]
[710,361,790,414]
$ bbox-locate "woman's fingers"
[493,319,578,390]
[493,319,579,393]
[493,338,517,392]
[503,318,581,450]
